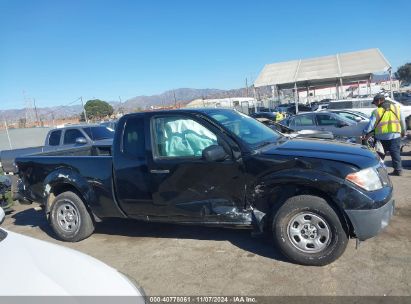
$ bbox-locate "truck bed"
[0,146,55,173]
[16,146,120,218]
[1,139,112,174]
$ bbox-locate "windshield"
[82,126,114,140]
[335,113,356,125]
[204,109,282,147]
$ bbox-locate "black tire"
[272,195,348,266]
[49,191,95,242]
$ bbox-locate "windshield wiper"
[255,135,288,149]
[254,141,274,149]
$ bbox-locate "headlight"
[346,167,383,191]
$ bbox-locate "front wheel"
[272,195,348,266]
[49,191,95,242]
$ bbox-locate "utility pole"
[3,117,12,149]
[22,90,36,125]
[245,78,249,97]
[81,97,88,123]
[118,96,123,116]
[33,98,40,127]
[173,90,177,108]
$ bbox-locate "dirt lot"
[2,148,411,296]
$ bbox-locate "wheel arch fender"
[42,168,96,217]
[248,169,354,235]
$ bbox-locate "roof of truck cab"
[125,108,237,117]
[54,124,102,129]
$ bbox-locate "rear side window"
[123,117,145,157]
[294,114,315,127]
[48,130,62,146]
[317,114,340,126]
[64,129,84,144]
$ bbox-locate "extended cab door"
[113,114,153,216]
[146,113,247,223]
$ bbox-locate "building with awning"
[254,48,393,104]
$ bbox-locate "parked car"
[275,103,312,115]
[256,117,334,140]
[0,125,114,174]
[310,101,330,111]
[250,112,278,121]
[294,104,313,113]
[327,97,411,129]
[14,109,394,266]
[313,103,330,111]
[279,111,369,139]
[394,92,411,105]
[0,208,145,297]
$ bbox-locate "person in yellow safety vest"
[363,94,406,176]
[276,111,284,122]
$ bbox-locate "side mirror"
[0,207,5,225]
[354,117,362,122]
[202,145,228,162]
[75,137,87,145]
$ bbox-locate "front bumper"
[345,199,395,241]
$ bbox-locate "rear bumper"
[345,199,395,241]
[12,178,32,205]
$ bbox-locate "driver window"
[153,116,218,158]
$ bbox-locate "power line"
[41,97,82,117]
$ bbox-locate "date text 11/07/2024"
[148,296,257,303]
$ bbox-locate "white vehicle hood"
[0,229,143,296]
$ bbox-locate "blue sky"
[1,0,410,110]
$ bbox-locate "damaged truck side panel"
[15,109,394,266]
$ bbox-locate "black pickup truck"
[15,109,395,266]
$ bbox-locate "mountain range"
[0,87,256,123]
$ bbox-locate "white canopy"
[254,48,391,89]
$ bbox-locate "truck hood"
[260,138,379,169]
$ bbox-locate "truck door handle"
[150,169,170,174]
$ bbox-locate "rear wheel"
[272,195,348,266]
[49,191,94,242]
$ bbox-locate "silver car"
[280,111,369,138]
